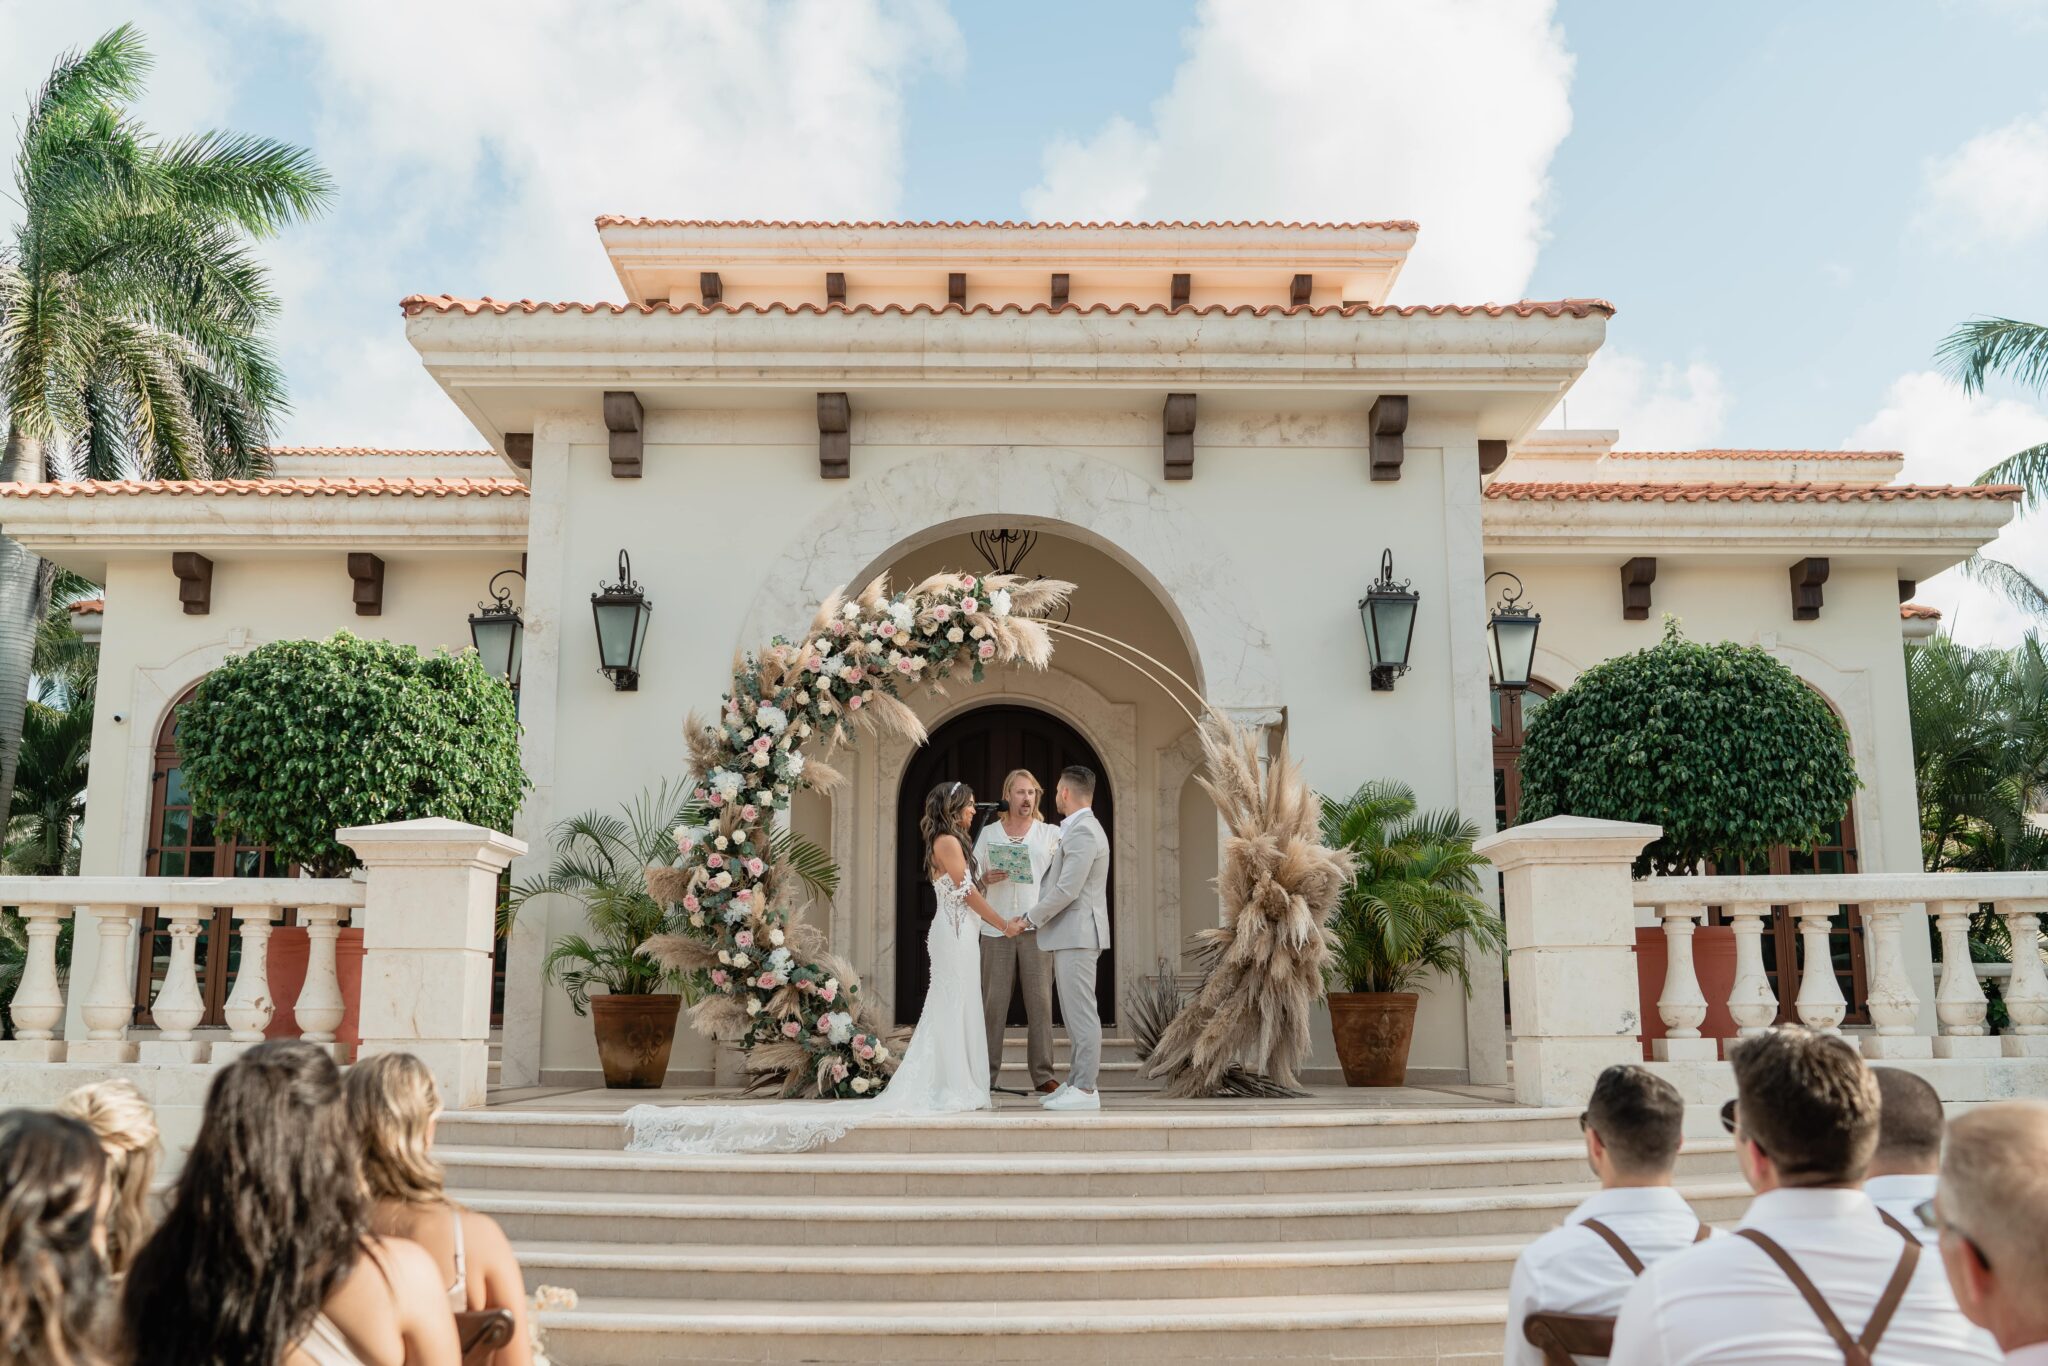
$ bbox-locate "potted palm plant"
[508,781,837,1088]
[1319,780,1505,1086]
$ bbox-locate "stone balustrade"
[1635,872,2048,1062]
[0,818,523,1110]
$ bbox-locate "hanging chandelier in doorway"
[972,527,1069,621]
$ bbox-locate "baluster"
[217,907,279,1055]
[294,907,347,1049]
[137,905,211,1063]
[1860,900,1930,1058]
[69,904,140,1063]
[1725,902,1779,1037]
[0,905,70,1060]
[1931,901,1999,1059]
[1653,904,1716,1059]
[2000,899,2048,1058]
[1792,901,1849,1038]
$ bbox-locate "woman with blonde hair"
[55,1079,159,1276]
[972,768,1063,1094]
[346,1052,532,1365]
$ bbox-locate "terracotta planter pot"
[1327,991,1420,1087]
[590,994,683,1088]
[265,926,366,1052]
[1634,925,1740,1060]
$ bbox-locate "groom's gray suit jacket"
[1028,808,1111,952]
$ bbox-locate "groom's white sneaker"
[1038,1084,1070,1107]
[1042,1088,1101,1112]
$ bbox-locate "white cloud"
[1543,347,1731,450]
[1023,0,1575,301]
[3,1,962,447]
[1847,370,2047,645]
[1922,109,2048,246]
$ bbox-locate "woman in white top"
[973,768,1065,1093]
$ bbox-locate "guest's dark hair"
[920,780,979,883]
[0,1110,107,1366]
[1584,1064,1684,1174]
[1059,765,1096,800]
[1871,1067,1945,1170]
[1729,1026,1878,1185]
[122,1040,370,1366]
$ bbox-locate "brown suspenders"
[1874,1207,1920,1242]
[1578,1216,1713,1276]
[1733,1228,1921,1366]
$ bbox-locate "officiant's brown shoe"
[1036,1080,1061,1094]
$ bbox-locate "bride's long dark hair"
[921,780,979,883]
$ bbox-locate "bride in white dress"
[624,780,1026,1154]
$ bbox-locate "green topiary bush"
[1516,621,1859,875]
[177,634,527,876]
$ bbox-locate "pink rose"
[896,657,915,675]
[815,1016,832,1034]
[783,1020,801,1038]
[960,574,977,590]
[849,695,864,710]
[852,1038,874,1059]
[877,621,897,639]
[706,853,723,869]
[977,640,996,659]
[760,974,778,989]
[740,803,759,821]
[707,792,724,806]
[711,969,729,986]
[735,888,751,902]
[747,858,766,877]
[933,604,951,622]
[819,983,837,1003]
[735,930,754,949]
[845,666,864,684]
[962,598,979,614]
[833,1061,850,1082]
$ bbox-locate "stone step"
[467,1179,1755,1247]
[511,1231,1543,1302]
[436,1104,1586,1155]
[532,1291,1508,1364]
[439,1138,1736,1199]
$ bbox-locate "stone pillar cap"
[1474,814,1662,871]
[338,817,527,868]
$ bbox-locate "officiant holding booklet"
[973,768,1063,1094]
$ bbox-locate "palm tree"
[1936,318,2048,613]
[0,25,332,846]
[4,683,91,876]
[1317,779,1505,995]
[31,569,100,709]
[1908,633,2048,873]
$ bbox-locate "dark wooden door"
[895,705,1116,1027]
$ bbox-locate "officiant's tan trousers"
[981,932,1056,1088]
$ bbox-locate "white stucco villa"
[0,218,2022,1094]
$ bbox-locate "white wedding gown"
[623,873,993,1154]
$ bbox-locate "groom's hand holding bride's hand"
[1002,916,1030,937]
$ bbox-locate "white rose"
[851,1077,870,1094]
[741,726,755,740]
[715,835,728,850]
[991,588,1012,617]
[842,603,861,620]
[689,913,706,928]
[753,751,770,769]
[718,949,732,965]
[876,1046,890,1063]
[732,953,750,969]
[770,927,785,947]
[970,625,987,640]
[947,627,964,643]
[745,997,761,1014]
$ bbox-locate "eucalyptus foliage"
[175,634,526,876]
[508,780,839,1014]
[1516,623,1859,875]
[1318,779,1503,996]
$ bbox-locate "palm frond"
[1964,555,2048,618]
[1975,439,2048,510]
[1938,317,2048,396]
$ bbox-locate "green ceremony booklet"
[984,841,1035,883]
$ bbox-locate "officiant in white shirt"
[973,768,1062,1094]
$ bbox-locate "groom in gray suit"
[1026,765,1111,1112]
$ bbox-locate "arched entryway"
[894,704,1116,1027]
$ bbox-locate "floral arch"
[644,570,1349,1099]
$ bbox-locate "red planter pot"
[265,926,366,1052]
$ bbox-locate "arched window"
[1491,680,1554,831]
[134,685,283,1027]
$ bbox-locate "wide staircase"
[434,1085,1747,1365]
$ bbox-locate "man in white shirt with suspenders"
[1864,1068,1945,1246]
[1503,1064,1714,1366]
[1932,1102,2048,1364]
[1611,1027,1999,1365]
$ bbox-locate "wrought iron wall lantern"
[972,525,1071,623]
[1486,571,1542,691]
[590,550,653,691]
[1359,549,1419,691]
[468,568,525,688]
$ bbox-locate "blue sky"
[4,0,2045,638]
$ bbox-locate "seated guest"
[348,1052,533,1365]
[1611,1027,1999,1364]
[1866,1068,1945,1244]
[1503,1064,1711,1365]
[122,1040,461,1366]
[1933,1101,2048,1362]
[0,1109,109,1366]
[56,1078,162,1276]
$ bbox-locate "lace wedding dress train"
[623,873,993,1155]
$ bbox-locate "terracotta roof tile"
[399,294,1612,320]
[594,216,1422,233]
[1901,603,1944,620]
[1484,482,2022,504]
[264,446,496,458]
[1611,449,1902,462]
[68,598,104,615]
[0,477,527,500]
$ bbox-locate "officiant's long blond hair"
[1001,769,1046,822]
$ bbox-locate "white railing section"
[0,877,364,1066]
[0,818,524,1109]
[1634,873,2048,1062]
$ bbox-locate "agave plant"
[507,780,838,1015]
[1319,779,1504,996]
